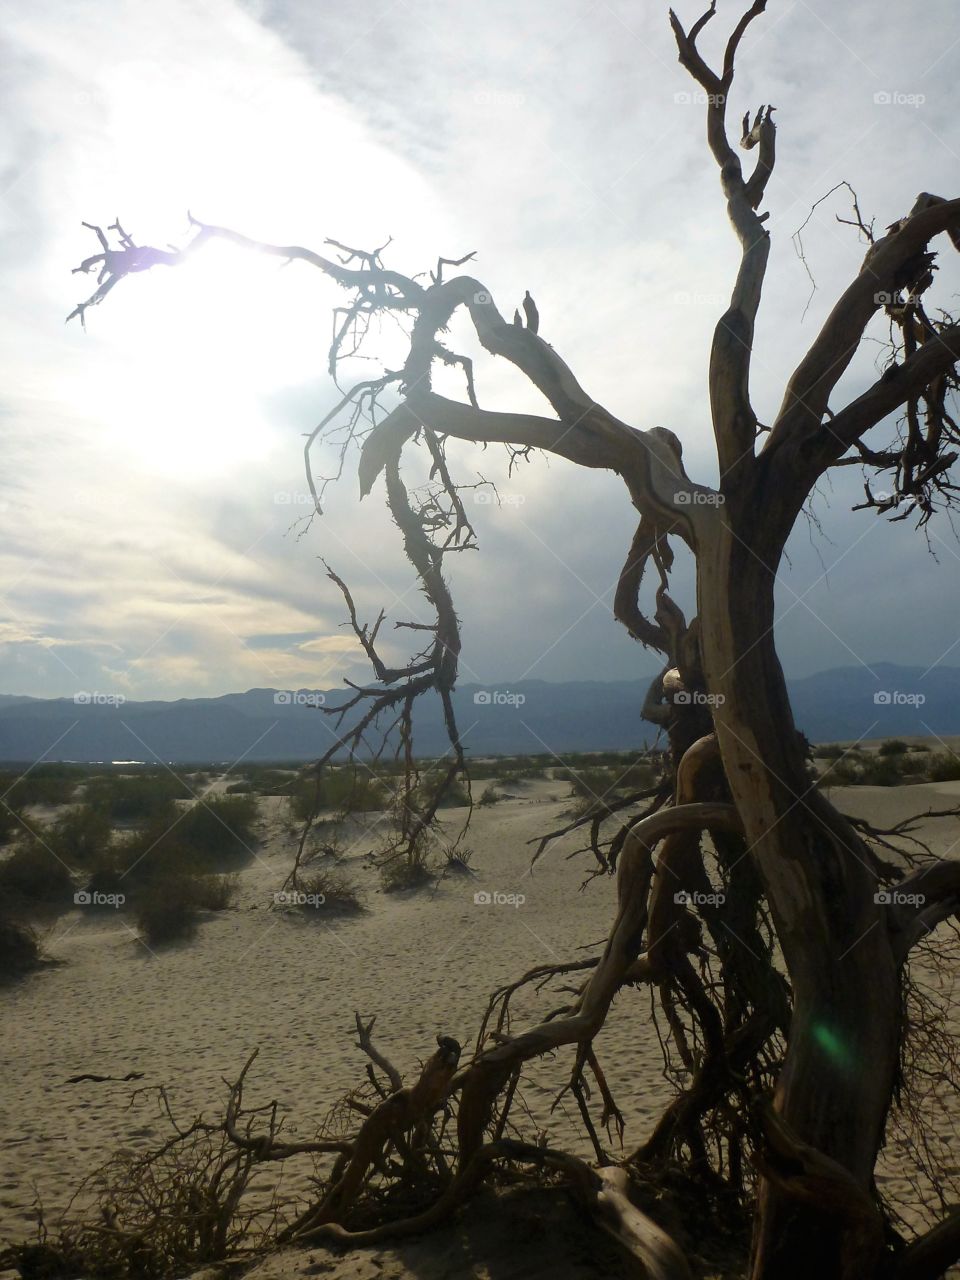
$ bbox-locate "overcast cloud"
[1,0,959,700]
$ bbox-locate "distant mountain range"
[0,663,955,764]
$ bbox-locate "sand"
[1,777,958,1277]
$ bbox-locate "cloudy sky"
[1,0,959,701]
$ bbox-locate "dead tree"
[68,3,960,1277]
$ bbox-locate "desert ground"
[1,762,958,1278]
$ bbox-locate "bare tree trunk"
[698,512,898,1279]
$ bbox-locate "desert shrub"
[291,870,364,915]
[380,858,433,891]
[813,743,844,759]
[0,765,79,810]
[0,915,46,981]
[857,755,909,787]
[108,797,257,884]
[879,739,909,756]
[0,800,21,846]
[83,862,127,900]
[225,780,252,794]
[243,767,297,795]
[47,804,112,867]
[616,760,658,790]
[910,743,931,753]
[0,840,74,909]
[289,768,388,822]
[817,756,863,787]
[478,784,503,806]
[191,873,239,911]
[134,876,201,945]
[427,779,471,808]
[443,845,475,874]
[927,753,960,782]
[379,827,435,892]
[85,772,188,823]
[174,794,259,868]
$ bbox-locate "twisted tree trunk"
[699,510,899,1280]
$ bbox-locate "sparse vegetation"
[85,772,190,823]
[289,767,389,822]
[132,870,236,945]
[46,804,112,867]
[0,764,80,810]
[0,915,47,982]
[0,840,74,910]
[928,753,960,782]
[293,870,364,915]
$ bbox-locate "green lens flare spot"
[812,1023,855,1071]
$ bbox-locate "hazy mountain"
[0,664,954,764]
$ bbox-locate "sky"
[1,0,959,701]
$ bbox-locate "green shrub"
[818,756,863,787]
[0,915,46,982]
[134,877,201,945]
[927,753,960,782]
[857,756,908,787]
[813,744,844,760]
[173,795,260,868]
[878,739,909,756]
[0,800,22,846]
[107,795,258,884]
[47,804,112,868]
[85,773,189,823]
[289,769,388,822]
[224,781,252,794]
[0,840,74,909]
[190,874,238,911]
[0,765,79,809]
[478,784,503,807]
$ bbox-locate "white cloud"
[2,0,959,699]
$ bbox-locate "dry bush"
[292,869,365,915]
[0,840,75,910]
[0,915,48,982]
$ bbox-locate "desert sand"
[1,775,958,1277]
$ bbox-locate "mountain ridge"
[0,663,954,763]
